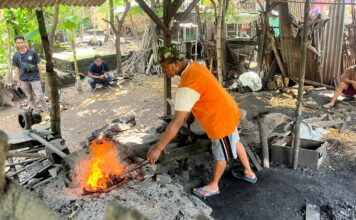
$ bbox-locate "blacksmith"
[12,35,48,113]
[87,55,113,92]
[147,45,257,198]
[323,65,356,108]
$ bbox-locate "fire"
[83,138,125,192]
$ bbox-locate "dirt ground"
[0,75,355,219]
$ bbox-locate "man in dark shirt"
[87,55,113,91]
[12,35,48,113]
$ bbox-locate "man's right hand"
[16,81,21,88]
[352,81,356,90]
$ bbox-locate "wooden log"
[0,130,9,194]
[0,177,60,220]
[245,145,262,171]
[255,113,270,168]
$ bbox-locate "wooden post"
[292,0,310,170]
[256,114,269,168]
[258,0,270,73]
[35,10,61,137]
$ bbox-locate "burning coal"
[76,138,126,193]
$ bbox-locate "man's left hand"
[147,145,163,164]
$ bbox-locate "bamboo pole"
[292,0,310,170]
[216,0,224,84]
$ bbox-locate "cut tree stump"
[0,81,15,107]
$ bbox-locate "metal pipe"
[27,132,67,159]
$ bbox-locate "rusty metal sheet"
[0,0,106,8]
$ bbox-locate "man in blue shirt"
[87,55,113,91]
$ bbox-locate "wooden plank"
[245,145,262,171]
[160,139,211,162]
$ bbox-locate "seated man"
[323,65,356,108]
[87,55,113,91]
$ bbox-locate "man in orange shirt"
[147,45,257,198]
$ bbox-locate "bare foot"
[193,183,219,197]
[323,102,335,109]
[244,170,256,179]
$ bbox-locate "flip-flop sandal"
[232,170,258,184]
[193,187,220,198]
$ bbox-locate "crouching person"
[147,45,257,198]
[88,55,113,92]
[323,65,356,108]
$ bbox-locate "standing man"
[147,45,257,198]
[12,35,48,113]
[87,55,113,92]
[323,65,356,108]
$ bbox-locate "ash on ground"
[36,163,212,220]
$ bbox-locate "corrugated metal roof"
[0,0,106,9]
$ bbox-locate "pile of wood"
[122,25,158,76]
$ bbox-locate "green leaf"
[24,29,40,41]
[62,19,77,30]
[79,17,90,25]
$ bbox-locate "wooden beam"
[135,0,171,34]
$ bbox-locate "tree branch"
[119,0,131,27]
[103,18,117,34]
[172,0,200,34]
[135,0,171,34]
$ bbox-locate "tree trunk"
[104,22,110,42]
[216,0,224,84]
[35,10,61,137]
[91,7,97,43]
[4,13,12,84]
[9,10,19,36]
[115,33,122,75]
[109,0,114,34]
[71,38,82,92]
[49,4,59,47]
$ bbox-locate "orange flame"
[83,138,125,191]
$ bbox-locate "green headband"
[157,44,186,63]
